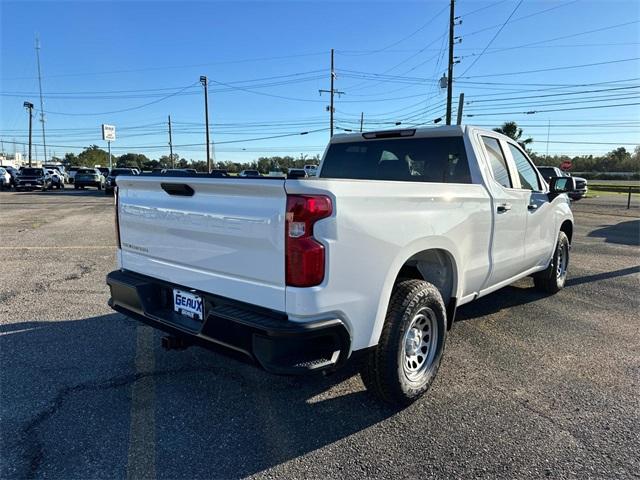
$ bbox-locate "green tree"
[63,152,77,166]
[76,145,113,167]
[118,153,150,169]
[493,121,533,149]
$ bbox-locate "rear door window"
[481,136,512,188]
[507,143,541,191]
[320,136,471,183]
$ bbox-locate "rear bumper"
[106,269,351,374]
[75,180,101,187]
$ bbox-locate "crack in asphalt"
[63,263,94,282]
[15,364,248,479]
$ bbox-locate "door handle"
[497,203,512,213]
[527,203,538,211]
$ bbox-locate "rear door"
[116,176,288,311]
[504,142,555,269]
[478,135,529,287]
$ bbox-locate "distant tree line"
[57,146,320,174]
[492,122,639,177]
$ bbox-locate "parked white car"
[47,169,65,189]
[0,167,11,189]
[303,164,318,176]
[107,125,575,405]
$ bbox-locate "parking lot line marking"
[2,245,115,250]
[127,325,156,480]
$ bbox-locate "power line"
[463,0,578,38]
[335,3,449,57]
[458,0,508,17]
[458,0,524,77]
[0,128,329,150]
[459,57,640,79]
[465,101,640,117]
[466,86,640,104]
[465,93,640,110]
[479,20,640,55]
[38,82,200,116]
[1,52,328,81]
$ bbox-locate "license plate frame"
[173,289,204,322]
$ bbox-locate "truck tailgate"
[116,176,287,311]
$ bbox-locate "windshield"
[320,136,471,183]
[20,168,43,176]
[77,169,96,175]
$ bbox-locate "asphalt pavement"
[1,188,638,479]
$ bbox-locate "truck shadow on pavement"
[0,314,399,479]
[455,262,640,321]
[588,219,640,246]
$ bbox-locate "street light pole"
[24,101,34,166]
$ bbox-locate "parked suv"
[46,169,65,189]
[15,167,53,191]
[67,166,80,184]
[537,166,587,200]
[74,168,105,190]
[105,167,136,194]
[43,164,69,184]
[107,126,575,406]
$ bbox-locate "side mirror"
[549,176,576,194]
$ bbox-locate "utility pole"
[35,35,47,162]
[319,49,344,138]
[445,0,455,125]
[360,112,364,132]
[546,120,551,157]
[456,93,464,125]
[24,101,34,166]
[200,76,211,172]
[168,115,174,168]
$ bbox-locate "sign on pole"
[560,160,572,171]
[102,124,116,141]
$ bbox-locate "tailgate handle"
[161,183,194,196]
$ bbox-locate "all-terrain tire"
[360,279,447,406]
[533,231,570,294]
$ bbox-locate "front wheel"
[360,280,447,406]
[534,231,569,294]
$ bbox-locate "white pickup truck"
[107,126,576,405]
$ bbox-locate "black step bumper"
[106,270,351,374]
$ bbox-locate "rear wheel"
[360,280,447,406]
[534,231,569,294]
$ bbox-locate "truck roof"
[329,125,513,144]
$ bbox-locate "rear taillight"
[114,187,121,248]
[285,195,332,287]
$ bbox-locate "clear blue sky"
[1,0,639,163]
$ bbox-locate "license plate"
[26,183,32,186]
[173,289,203,321]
